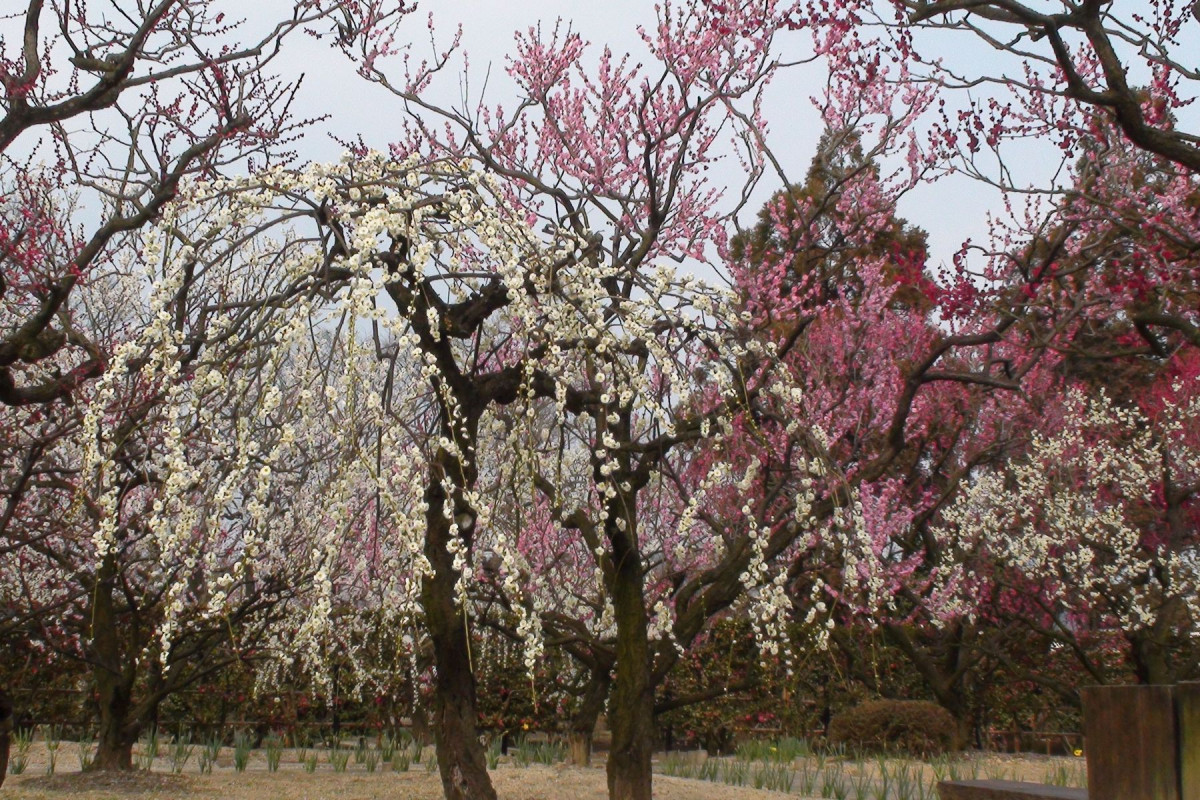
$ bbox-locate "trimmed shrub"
[827,699,959,757]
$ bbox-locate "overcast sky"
[282,1,826,178]
[103,2,1190,279]
[267,1,1016,274]
[10,2,1195,281]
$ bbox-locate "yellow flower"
[1073,748,1083,757]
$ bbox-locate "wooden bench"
[938,780,1087,800]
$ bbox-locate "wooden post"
[942,684,1199,800]
[1177,683,1200,800]
[1082,685,1179,800]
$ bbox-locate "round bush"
[827,699,960,758]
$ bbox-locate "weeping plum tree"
[281,4,808,798]
[455,19,1046,796]
[0,0,411,770]
[172,8,894,797]
[0,181,382,769]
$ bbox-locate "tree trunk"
[423,448,496,800]
[1130,622,1175,685]
[0,687,12,788]
[92,705,137,771]
[605,518,654,800]
[880,621,978,749]
[91,644,142,770]
[89,554,139,771]
[569,669,611,767]
[1129,487,1186,684]
[569,731,593,769]
[427,613,495,800]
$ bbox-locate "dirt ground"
[5,765,797,800]
[1,743,1086,800]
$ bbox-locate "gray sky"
[272,0,1141,282]
[10,1,1196,282]
[278,2,1005,269]
[283,2,825,181]
[87,2,1198,278]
